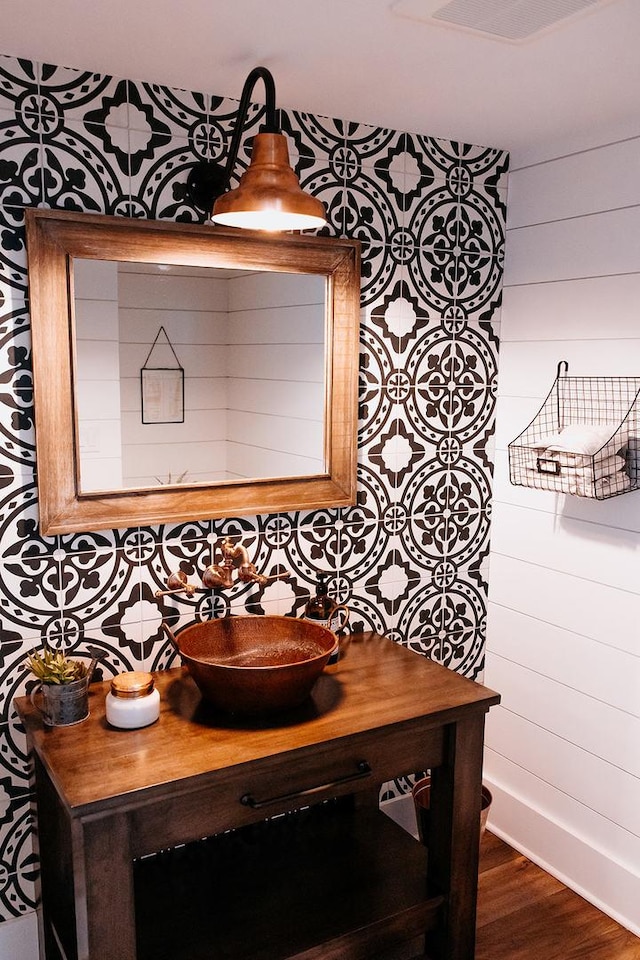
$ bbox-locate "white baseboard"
[0,912,39,960]
[484,776,640,938]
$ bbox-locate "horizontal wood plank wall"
[226,271,326,479]
[484,135,640,935]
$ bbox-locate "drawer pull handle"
[240,760,372,810]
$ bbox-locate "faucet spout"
[158,537,289,596]
[202,537,290,590]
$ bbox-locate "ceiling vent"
[390,0,619,43]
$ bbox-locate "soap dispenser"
[304,572,350,635]
[304,572,349,666]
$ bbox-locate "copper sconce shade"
[187,66,327,232]
[211,132,326,231]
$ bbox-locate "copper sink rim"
[175,614,339,672]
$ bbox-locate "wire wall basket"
[509,361,640,500]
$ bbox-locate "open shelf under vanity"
[135,799,442,960]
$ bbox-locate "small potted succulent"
[27,647,92,726]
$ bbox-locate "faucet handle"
[154,570,200,598]
[239,567,290,586]
[237,562,268,585]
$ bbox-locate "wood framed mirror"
[25,209,360,535]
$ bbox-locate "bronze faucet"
[154,536,289,597]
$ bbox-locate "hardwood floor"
[374,830,640,960]
[476,831,640,960]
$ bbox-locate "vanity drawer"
[128,718,445,856]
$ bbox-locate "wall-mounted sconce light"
[187,66,327,232]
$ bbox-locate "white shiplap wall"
[485,136,640,934]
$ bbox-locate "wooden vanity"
[17,632,499,960]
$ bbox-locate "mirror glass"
[73,260,326,492]
[25,209,360,534]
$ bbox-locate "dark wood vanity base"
[17,633,500,960]
[135,799,441,960]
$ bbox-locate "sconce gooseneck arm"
[187,65,279,212]
[220,66,278,191]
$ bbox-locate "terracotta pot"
[412,776,492,846]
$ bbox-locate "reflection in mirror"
[73,260,326,492]
[25,209,360,535]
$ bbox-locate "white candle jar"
[106,671,160,729]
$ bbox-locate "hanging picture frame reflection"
[141,367,185,424]
[141,326,185,424]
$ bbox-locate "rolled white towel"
[582,472,632,497]
[534,423,621,455]
[531,452,626,479]
[521,463,631,497]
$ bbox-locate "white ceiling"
[3,0,640,166]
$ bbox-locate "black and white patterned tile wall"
[0,53,507,924]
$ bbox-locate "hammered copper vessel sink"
[163,615,338,715]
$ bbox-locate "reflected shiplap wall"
[118,264,229,486]
[0,53,506,953]
[485,136,640,934]
[76,264,326,487]
[75,258,124,489]
[225,271,326,479]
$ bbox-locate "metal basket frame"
[508,361,640,499]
